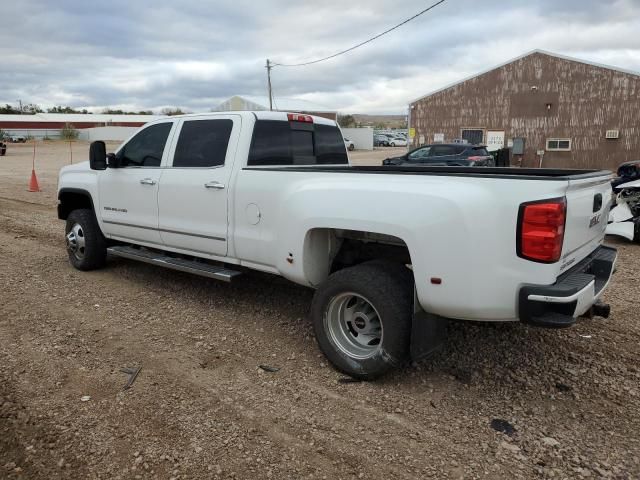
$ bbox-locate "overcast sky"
[1,0,639,114]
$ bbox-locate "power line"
[271,0,447,68]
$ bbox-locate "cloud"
[0,0,639,114]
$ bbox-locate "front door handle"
[140,178,156,185]
[204,181,225,190]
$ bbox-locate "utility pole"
[265,59,273,111]
[17,99,23,112]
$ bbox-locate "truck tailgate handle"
[204,181,225,190]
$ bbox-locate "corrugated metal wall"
[410,52,640,171]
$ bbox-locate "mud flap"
[410,289,448,362]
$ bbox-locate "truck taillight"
[287,113,313,123]
[517,198,566,263]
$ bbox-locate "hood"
[60,160,91,175]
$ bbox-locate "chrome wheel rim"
[66,223,86,260]
[325,292,382,359]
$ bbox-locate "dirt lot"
[1,141,639,479]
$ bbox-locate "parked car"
[388,137,407,147]
[0,141,6,156]
[57,111,616,379]
[383,143,494,166]
[343,137,355,151]
[374,134,390,147]
[9,135,27,143]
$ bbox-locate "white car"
[57,111,617,379]
[343,137,355,151]
[389,137,407,147]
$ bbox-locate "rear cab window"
[248,119,348,166]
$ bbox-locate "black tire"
[348,144,355,151]
[311,261,413,379]
[65,209,107,271]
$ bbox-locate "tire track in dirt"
[1,204,639,478]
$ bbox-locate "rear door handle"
[140,178,156,185]
[204,181,225,190]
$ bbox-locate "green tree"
[0,104,18,114]
[0,103,43,114]
[23,104,44,114]
[102,108,154,115]
[161,107,186,116]
[48,105,92,114]
[337,114,357,128]
[60,123,79,140]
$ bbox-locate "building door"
[461,129,484,145]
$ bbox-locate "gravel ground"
[1,141,639,479]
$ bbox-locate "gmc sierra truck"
[57,111,617,379]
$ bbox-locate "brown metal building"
[408,50,640,171]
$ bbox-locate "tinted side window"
[430,145,456,156]
[173,119,233,168]
[118,123,172,167]
[408,147,431,160]
[248,121,292,166]
[453,146,467,155]
[248,120,348,166]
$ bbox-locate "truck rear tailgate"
[560,173,613,274]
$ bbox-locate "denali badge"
[589,213,601,228]
[104,206,128,213]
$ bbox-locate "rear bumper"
[518,245,617,328]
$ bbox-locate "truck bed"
[244,165,612,181]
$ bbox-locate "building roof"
[215,95,335,113]
[0,113,165,123]
[410,49,640,105]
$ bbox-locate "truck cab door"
[157,115,241,257]
[98,121,175,245]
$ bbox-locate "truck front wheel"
[65,209,107,271]
[311,261,413,379]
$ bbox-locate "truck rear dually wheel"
[311,261,413,379]
[65,209,107,271]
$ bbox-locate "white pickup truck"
[58,111,617,379]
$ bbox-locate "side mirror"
[89,141,107,170]
[106,152,117,168]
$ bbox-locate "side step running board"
[107,246,242,282]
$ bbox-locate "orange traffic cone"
[28,169,40,192]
